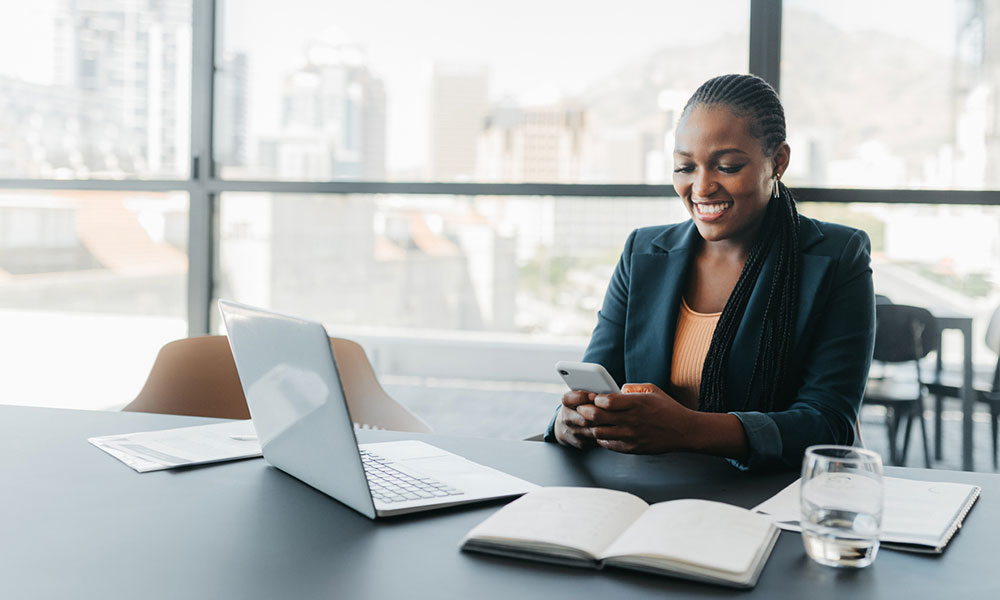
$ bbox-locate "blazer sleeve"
[731,229,876,469]
[543,229,637,441]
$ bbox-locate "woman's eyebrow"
[672,148,749,158]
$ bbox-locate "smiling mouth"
[692,201,733,220]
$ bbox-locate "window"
[216,0,750,183]
[216,192,685,339]
[0,190,189,409]
[803,201,1000,365]
[781,0,997,190]
[0,1,192,179]
[2,1,998,421]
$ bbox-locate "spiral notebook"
[752,476,980,554]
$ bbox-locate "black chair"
[925,305,1000,469]
[863,304,939,468]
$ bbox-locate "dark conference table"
[3,405,997,599]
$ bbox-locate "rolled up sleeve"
[727,411,783,470]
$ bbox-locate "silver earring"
[771,177,780,199]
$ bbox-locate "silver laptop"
[218,299,538,518]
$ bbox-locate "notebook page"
[463,487,649,559]
[601,499,773,575]
[881,478,977,545]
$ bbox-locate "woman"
[544,74,875,470]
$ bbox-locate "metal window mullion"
[203,180,678,197]
[187,0,217,336]
[0,179,197,192]
[2,177,999,204]
[749,0,783,92]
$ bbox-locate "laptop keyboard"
[360,449,465,504]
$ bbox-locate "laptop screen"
[219,299,376,518]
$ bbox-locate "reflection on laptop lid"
[218,299,537,518]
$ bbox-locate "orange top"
[669,298,722,409]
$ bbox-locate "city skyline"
[0,0,998,316]
[1,1,986,189]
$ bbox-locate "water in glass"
[800,446,884,569]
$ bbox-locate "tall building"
[264,42,387,180]
[429,64,489,180]
[362,75,387,180]
[0,75,120,177]
[215,51,249,169]
[477,101,586,183]
[53,0,191,176]
[953,0,1000,188]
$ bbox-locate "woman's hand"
[575,383,698,454]
[553,390,599,449]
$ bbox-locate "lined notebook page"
[601,499,774,575]
[463,487,649,559]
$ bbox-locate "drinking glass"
[800,445,884,568]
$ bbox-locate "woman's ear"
[773,142,791,179]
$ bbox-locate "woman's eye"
[673,165,694,173]
[718,164,746,174]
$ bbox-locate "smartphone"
[555,361,621,394]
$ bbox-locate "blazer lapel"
[794,218,832,342]
[625,222,699,390]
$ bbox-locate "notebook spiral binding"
[937,485,981,552]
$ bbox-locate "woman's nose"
[693,173,718,198]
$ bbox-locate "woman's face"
[672,104,789,247]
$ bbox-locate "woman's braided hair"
[683,74,802,413]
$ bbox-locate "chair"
[925,304,1000,469]
[329,337,433,433]
[863,304,939,468]
[123,335,433,433]
[123,336,249,419]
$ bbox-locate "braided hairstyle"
[682,74,802,413]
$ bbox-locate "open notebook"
[461,487,779,589]
[753,476,980,553]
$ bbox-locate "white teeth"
[696,202,731,215]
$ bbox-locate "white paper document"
[89,420,262,473]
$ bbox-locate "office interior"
[2,0,999,472]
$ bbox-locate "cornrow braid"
[685,74,802,414]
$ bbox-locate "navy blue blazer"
[545,216,876,469]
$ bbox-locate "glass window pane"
[801,201,999,368]
[0,1,192,179]
[0,190,189,409]
[781,0,1000,190]
[216,195,1000,437]
[216,192,687,337]
[216,0,749,183]
[216,191,689,437]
